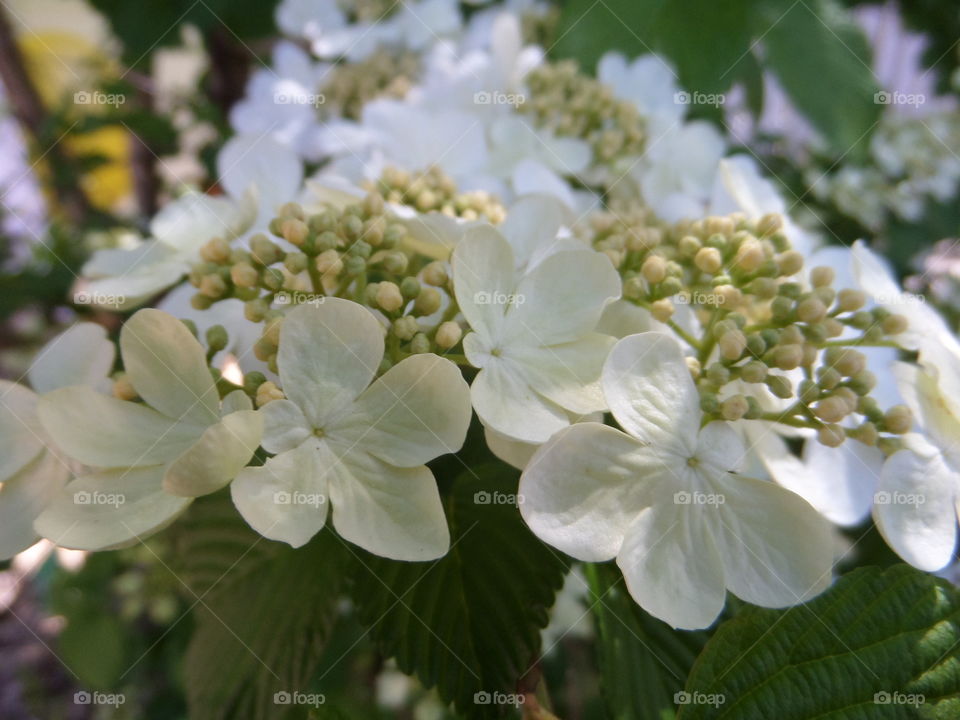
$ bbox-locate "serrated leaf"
[347,463,569,718]
[678,565,960,719]
[586,563,709,720]
[759,0,881,155]
[175,493,345,720]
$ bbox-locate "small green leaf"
[679,565,960,719]
[347,462,569,718]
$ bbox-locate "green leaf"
[759,0,881,155]
[347,462,569,718]
[586,563,709,720]
[678,565,960,719]
[175,493,346,720]
[550,0,665,70]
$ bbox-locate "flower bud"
[836,289,866,313]
[773,344,803,371]
[851,421,879,446]
[243,371,267,396]
[818,423,846,447]
[706,363,731,385]
[641,255,668,283]
[315,249,344,276]
[756,213,783,237]
[721,395,749,421]
[650,299,674,323]
[392,315,419,341]
[409,333,431,354]
[776,251,804,276]
[199,274,227,298]
[230,262,259,288]
[284,252,308,274]
[422,261,448,286]
[809,266,834,288]
[883,405,913,434]
[281,219,309,247]
[435,321,463,349]
[718,330,746,361]
[766,374,793,399]
[206,325,229,353]
[112,374,138,401]
[734,240,764,272]
[244,298,269,322]
[255,381,284,407]
[200,237,231,264]
[881,314,908,335]
[796,297,827,324]
[814,396,849,423]
[376,282,404,312]
[414,287,442,315]
[694,247,723,274]
[740,361,767,383]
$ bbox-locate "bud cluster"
[584,206,913,450]
[519,60,646,163]
[321,49,420,120]
[364,165,506,223]
[186,179,473,382]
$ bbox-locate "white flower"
[34,310,262,550]
[0,323,114,558]
[519,332,834,629]
[597,52,684,135]
[230,299,471,561]
[875,338,960,571]
[81,135,303,309]
[453,226,620,444]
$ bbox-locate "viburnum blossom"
[519,332,834,629]
[34,310,262,549]
[0,323,114,558]
[452,224,620,444]
[230,298,472,561]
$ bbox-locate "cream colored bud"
[814,396,849,423]
[796,297,827,324]
[721,395,749,421]
[836,288,866,312]
[315,249,343,276]
[200,237,231,264]
[255,381,285,407]
[776,250,804,276]
[199,274,227,298]
[824,318,845,338]
[757,213,783,237]
[734,240,764,272]
[376,281,404,312]
[718,330,747,361]
[884,405,913,434]
[809,266,835,288]
[740,361,768,383]
[882,314,908,335]
[650,299,675,323]
[281,218,309,247]
[685,356,702,378]
[414,287,442,315]
[112,374,138,401]
[851,422,879,446]
[694,247,723,274]
[817,423,846,447]
[422,261,448,286]
[716,285,743,308]
[641,255,668,284]
[774,344,804,371]
[230,262,259,289]
[435,321,463,349]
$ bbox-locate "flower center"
[314,428,326,438]
[686,456,700,468]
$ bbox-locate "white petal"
[0,381,44,481]
[39,387,200,468]
[231,441,329,548]
[81,253,190,310]
[260,399,312,454]
[34,466,191,550]
[333,354,471,467]
[217,135,304,215]
[277,300,383,427]
[602,332,700,454]
[696,422,748,474]
[617,503,726,630]
[506,249,620,345]
[483,425,537,470]
[712,474,833,608]
[120,309,220,425]
[469,359,567,444]
[163,410,263,497]
[499,194,571,271]
[520,422,664,561]
[0,450,70,559]
[452,226,516,340]
[27,323,115,394]
[512,334,615,415]
[150,192,252,249]
[875,448,958,571]
[326,446,449,561]
[220,389,253,415]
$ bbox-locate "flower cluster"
[4,0,960,637]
